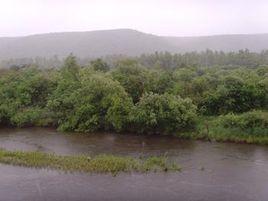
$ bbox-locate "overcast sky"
[0,0,268,37]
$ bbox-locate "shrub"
[90,58,110,72]
[111,63,150,103]
[218,111,268,129]
[200,76,267,115]
[0,68,55,126]
[10,108,42,127]
[48,71,133,132]
[131,93,197,134]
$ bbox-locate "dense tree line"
[0,54,267,135]
[137,49,268,69]
[1,49,268,70]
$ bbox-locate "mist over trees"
[2,49,268,69]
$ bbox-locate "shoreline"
[0,126,268,146]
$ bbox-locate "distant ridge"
[1,29,268,59]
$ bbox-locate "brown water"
[1,128,268,201]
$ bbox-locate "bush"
[111,63,150,103]
[10,108,42,127]
[90,58,110,72]
[200,76,267,115]
[48,71,133,132]
[0,68,55,126]
[218,111,268,130]
[131,93,197,134]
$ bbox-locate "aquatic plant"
[0,149,181,175]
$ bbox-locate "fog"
[0,0,268,37]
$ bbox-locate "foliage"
[131,93,197,134]
[199,75,267,115]
[0,54,267,138]
[48,69,133,132]
[90,58,110,72]
[147,70,175,94]
[10,107,43,127]
[138,50,268,69]
[0,68,55,127]
[217,111,268,131]
[186,113,268,144]
[111,61,151,103]
[61,54,80,81]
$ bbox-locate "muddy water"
[1,128,268,201]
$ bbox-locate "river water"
[0,128,268,201]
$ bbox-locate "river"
[0,128,268,201]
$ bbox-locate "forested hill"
[1,29,268,59]
[165,33,268,52]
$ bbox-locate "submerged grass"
[0,149,180,175]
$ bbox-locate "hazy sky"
[0,0,268,37]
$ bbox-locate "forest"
[0,51,267,144]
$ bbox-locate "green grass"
[207,127,268,144]
[0,149,180,175]
[175,111,268,145]
[175,129,268,145]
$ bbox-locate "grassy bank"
[0,149,180,175]
[175,111,268,145]
[176,129,268,145]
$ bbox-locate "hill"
[0,29,268,59]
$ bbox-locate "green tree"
[131,93,197,134]
[200,76,266,114]
[90,58,110,72]
[61,54,80,81]
[48,70,133,132]
[0,68,55,127]
[111,61,150,103]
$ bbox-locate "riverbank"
[1,126,267,176]
[1,122,268,146]
[174,111,268,145]
[176,130,268,145]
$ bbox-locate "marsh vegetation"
[0,149,180,175]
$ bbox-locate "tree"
[200,76,266,114]
[0,68,55,127]
[48,70,133,132]
[90,58,110,72]
[111,61,150,103]
[131,93,197,134]
[148,70,175,94]
[61,54,80,81]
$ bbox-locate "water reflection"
[0,128,197,156]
